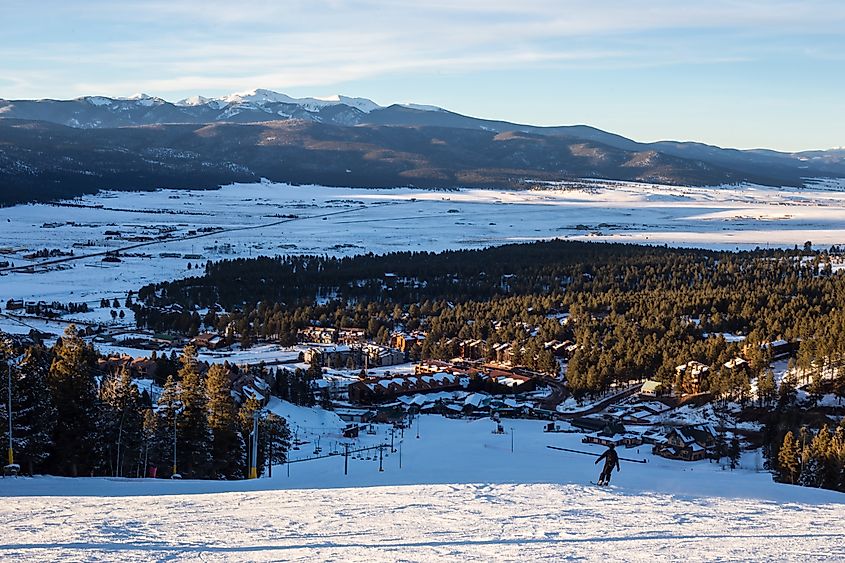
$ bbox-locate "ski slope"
[2,416,843,562]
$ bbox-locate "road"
[0,202,403,274]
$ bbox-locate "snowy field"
[4,179,845,309]
[2,416,843,562]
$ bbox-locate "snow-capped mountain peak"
[221,88,298,105]
[121,93,165,106]
[400,102,443,113]
[216,89,382,114]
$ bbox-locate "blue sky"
[1,1,843,151]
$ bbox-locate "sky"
[1,0,843,152]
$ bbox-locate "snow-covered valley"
[4,179,845,307]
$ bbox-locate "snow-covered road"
[3,482,844,562]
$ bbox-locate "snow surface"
[1,415,843,561]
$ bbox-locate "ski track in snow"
[2,483,844,562]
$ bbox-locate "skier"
[594,443,620,485]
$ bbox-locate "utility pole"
[378,445,384,472]
[172,409,178,477]
[268,426,274,478]
[6,362,13,469]
[249,411,259,479]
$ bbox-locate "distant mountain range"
[1,89,843,205]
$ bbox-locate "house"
[545,340,575,358]
[651,424,716,461]
[229,369,271,406]
[571,416,621,433]
[617,401,672,425]
[579,419,642,447]
[338,327,366,345]
[760,339,800,360]
[459,339,486,360]
[362,344,405,367]
[391,331,426,353]
[491,342,512,363]
[640,380,667,398]
[192,332,226,350]
[348,372,463,404]
[303,346,353,368]
[675,361,710,394]
[297,326,337,344]
[334,408,376,423]
[473,368,537,394]
[97,354,159,380]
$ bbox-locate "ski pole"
[546,445,647,464]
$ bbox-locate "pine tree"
[264,413,291,475]
[175,345,213,478]
[777,372,798,410]
[154,375,180,476]
[0,344,56,475]
[728,435,741,470]
[140,407,157,477]
[778,431,800,484]
[757,369,776,407]
[47,325,99,476]
[206,364,245,479]
[95,368,143,477]
[712,430,728,463]
[798,445,822,487]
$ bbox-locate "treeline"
[763,383,845,493]
[0,327,289,479]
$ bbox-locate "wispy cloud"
[2,0,844,99]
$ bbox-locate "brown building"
[97,354,159,380]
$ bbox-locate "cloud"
[1,0,844,99]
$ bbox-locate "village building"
[361,343,405,367]
[390,331,426,353]
[338,327,366,345]
[491,342,512,364]
[675,361,710,394]
[97,354,159,380]
[297,326,337,344]
[192,332,226,350]
[459,339,486,360]
[639,379,668,398]
[349,372,464,404]
[303,346,353,368]
[648,424,717,461]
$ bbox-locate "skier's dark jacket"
[596,447,620,471]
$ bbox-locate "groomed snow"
[2,416,843,561]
